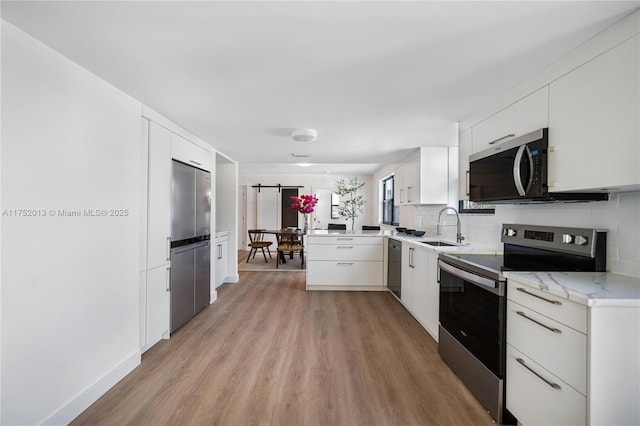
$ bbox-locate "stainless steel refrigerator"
[170,160,211,333]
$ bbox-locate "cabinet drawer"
[507,345,586,426]
[307,236,383,245]
[171,134,212,171]
[307,244,383,261]
[507,300,586,394]
[507,280,587,333]
[306,261,383,286]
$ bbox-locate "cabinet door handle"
[516,311,561,334]
[166,237,171,261]
[336,246,354,249]
[217,244,223,260]
[399,188,404,204]
[516,287,562,305]
[336,262,354,265]
[465,170,470,196]
[516,358,561,390]
[189,160,202,166]
[336,238,353,241]
[165,266,171,292]
[488,133,515,145]
[407,186,413,203]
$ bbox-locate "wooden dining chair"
[276,232,304,269]
[247,229,272,263]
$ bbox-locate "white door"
[257,188,280,247]
[238,185,247,250]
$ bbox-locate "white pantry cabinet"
[147,122,172,270]
[472,86,549,154]
[548,35,640,192]
[306,235,384,290]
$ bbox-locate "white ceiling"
[3,1,639,175]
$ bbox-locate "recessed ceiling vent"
[291,128,317,142]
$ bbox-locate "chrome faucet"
[436,207,465,244]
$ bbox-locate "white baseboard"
[41,349,141,425]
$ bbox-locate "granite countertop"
[504,271,640,308]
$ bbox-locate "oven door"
[438,259,506,377]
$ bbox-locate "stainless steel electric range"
[437,224,606,424]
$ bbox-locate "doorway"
[281,188,299,228]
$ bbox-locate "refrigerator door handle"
[166,237,171,261]
[166,266,171,292]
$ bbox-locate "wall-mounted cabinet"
[548,35,639,192]
[171,133,212,172]
[471,86,549,154]
[458,129,473,201]
[395,147,451,206]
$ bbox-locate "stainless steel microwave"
[468,128,607,203]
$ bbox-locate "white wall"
[239,172,375,237]
[1,22,142,424]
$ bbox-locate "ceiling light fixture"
[290,153,311,158]
[291,128,317,142]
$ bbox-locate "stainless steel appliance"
[170,160,211,333]
[387,238,402,298]
[469,128,608,203]
[438,224,606,424]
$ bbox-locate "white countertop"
[307,229,498,254]
[504,271,640,308]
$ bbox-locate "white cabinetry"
[145,265,171,348]
[395,147,450,206]
[548,35,639,192]
[215,232,228,288]
[458,129,472,201]
[306,235,384,290]
[471,86,549,154]
[143,121,172,352]
[400,242,439,342]
[171,133,212,172]
[506,278,640,425]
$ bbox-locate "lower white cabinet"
[507,345,586,426]
[506,278,640,425]
[215,234,228,288]
[400,242,439,342]
[144,264,170,351]
[306,235,384,290]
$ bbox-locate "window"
[382,175,399,226]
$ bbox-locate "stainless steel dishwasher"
[387,238,401,298]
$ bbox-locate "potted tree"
[333,177,365,232]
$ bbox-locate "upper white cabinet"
[472,86,549,154]
[548,35,639,192]
[458,129,472,201]
[171,133,212,172]
[147,122,172,270]
[395,147,450,206]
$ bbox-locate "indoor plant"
[290,194,318,233]
[333,177,365,231]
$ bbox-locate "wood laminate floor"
[72,271,494,426]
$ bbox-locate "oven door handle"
[438,260,501,295]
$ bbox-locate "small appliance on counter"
[437,224,606,424]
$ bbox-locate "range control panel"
[502,224,605,257]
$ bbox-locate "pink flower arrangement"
[291,194,318,214]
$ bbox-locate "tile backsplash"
[412,191,640,278]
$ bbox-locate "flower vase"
[302,214,309,234]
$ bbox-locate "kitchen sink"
[419,241,457,247]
